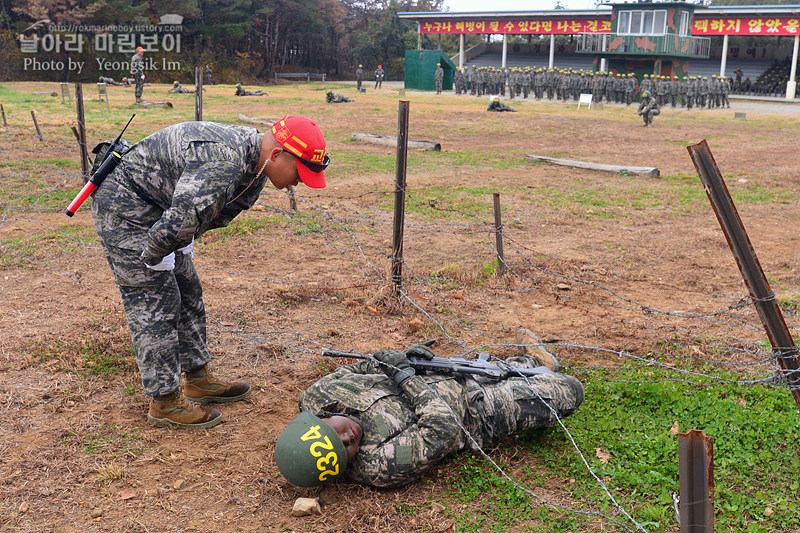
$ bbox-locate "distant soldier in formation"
[487,96,516,112]
[468,65,476,95]
[638,90,660,127]
[669,76,679,108]
[721,76,731,108]
[99,76,123,86]
[235,83,267,96]
[734,67,743,91]
[625,73,637,105]
[434,63,444,94]
[685,77,696,109]
[169,81,194,94]
[356,64,364,92]
[454,67,465,95]
[325,90,353,103]
[374,65,385,89]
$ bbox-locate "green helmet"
[275,411,347,487]
[641,91,650,98]
[174,80,179,85]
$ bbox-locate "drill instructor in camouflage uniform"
[276,344,583,488]
[131,46,145,104]
[91,116,330,430]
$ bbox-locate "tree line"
[0,0,449,83]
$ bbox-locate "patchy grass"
[444,367,800,532]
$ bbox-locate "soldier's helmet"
[359,64,362,68]
[237,83,242,87]
[641,91,650,98]
[326,90,331,94]
[275,412,347,487]
[493,96,500,102]
[436,63,440,66]
[173,81,179,85]
[703,76,708,80]
[98,76,103,81]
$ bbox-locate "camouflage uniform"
[356,67,364,92]
[91,122,267,398]
[299,357,584,488]
[100,76,123,86]
[374,67,385,89]
[169,83,194,94]
[235,85,266,96]
[638,94,660,126]
[326,91,352,103]
[131,53,144,100]
[434,65,444,94]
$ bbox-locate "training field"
[1,80,800,532]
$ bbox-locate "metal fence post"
[678,429,714,533]
[688,140,800,411]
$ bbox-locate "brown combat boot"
[147,391,222,430]
[514,329,561,372]
[183,365,251,405]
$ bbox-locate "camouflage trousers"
[134,73,144,99]
[463,356,584,449]
[92,199,211,397]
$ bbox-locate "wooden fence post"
[391,100,410,292]
[493,193,505,274]
[30,110,43,141]
[75,83,89,178]
[195,66,203,121]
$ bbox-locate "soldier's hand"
[373,349,415,386]
[405,339,436,360]
[145,252,175,271]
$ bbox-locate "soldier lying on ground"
[168,81,194,94]
[275,342,583,488]
[235,83,268,96]
[637,91,660,127]
[325,90,353,103]
[99,76,123,86]
[90,116,330,429]
[487,96,516,112]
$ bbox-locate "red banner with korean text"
[419,19,611,34]
[693,16,800,36]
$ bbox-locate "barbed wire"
[2,116,797,531]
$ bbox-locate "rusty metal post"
[195,66,203,121]
[75,83,89,179]
[30,110,43,141]
[493,193,506,274]
[1,104,7,127]
[391,100,410,292]
[678,430,714,533]
[688,140,800,411]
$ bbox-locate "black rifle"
[65,114,135,217]
[322,349,553,380]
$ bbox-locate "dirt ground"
[1,81,799,532]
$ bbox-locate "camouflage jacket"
[298,359,582,488]
[98,122,265,265]
[130,53,144,75]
